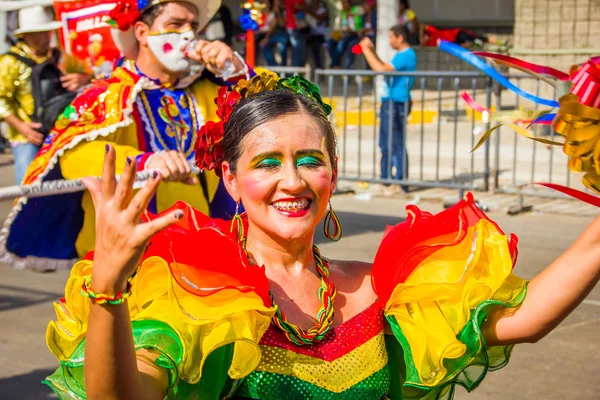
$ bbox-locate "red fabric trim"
[136,152,152,170]
[131,107,147,152]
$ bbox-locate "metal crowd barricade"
[253,67,586,203]
[313,69,493,193]
[258,65,312,79]
[491,74,587,200]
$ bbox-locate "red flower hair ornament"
[108,0,143,31]
[194,87,241,176]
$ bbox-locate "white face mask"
[147,29,196,73]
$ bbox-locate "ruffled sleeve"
[43,201,276,399]
[372,193,527,400]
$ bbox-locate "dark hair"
[390,24,410,41]
[141,4,166,28]
[223,90,337,174]
[400,0,410,8]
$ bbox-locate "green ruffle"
[386,283,528,400]
[42,319,235,400]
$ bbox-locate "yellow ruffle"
[385,219,527,387]
[46,256,276,385]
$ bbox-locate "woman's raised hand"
[81,145,183,294]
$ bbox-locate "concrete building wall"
[512,0,600,97]
[411,0,515,27]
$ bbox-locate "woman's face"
[222,112,337,244]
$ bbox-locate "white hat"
[13,6,61,36]
[111,0,222,60]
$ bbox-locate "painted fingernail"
[105,144,109,154]
[126,156,132,167]
[174,210,184,220]
[152,171,159,180]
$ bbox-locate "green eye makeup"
[254,157,282,169]
[297,155,325,167]
[250,151,326,170]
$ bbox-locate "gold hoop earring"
[230,202,245,244]
[323,201,342,242]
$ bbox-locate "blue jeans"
[327,34,360,68]
[260,31,289,66]
[379,101,410,181]
[12,142,40,184]
[288,29,307,67]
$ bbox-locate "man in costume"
[0,0,251,270]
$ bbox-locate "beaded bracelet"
[81,276,133,305]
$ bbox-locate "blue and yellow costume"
[0,60,244,270]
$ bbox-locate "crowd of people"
[251,0,497,69]
[253,0,378,69]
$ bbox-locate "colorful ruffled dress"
[44,193,527,399]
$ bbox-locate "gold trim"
[147,28,194,36]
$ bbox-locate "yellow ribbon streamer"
[471,93,600,194]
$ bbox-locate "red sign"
[54,0,121,76]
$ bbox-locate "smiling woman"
[43,73,600,400]
[221,89,337,246]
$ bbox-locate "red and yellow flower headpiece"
[194,73,332,176]
[108,0,145,31]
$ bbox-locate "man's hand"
[18,121,44,145]
[145,151,197,185]
[359,37,375,52]
[60,73,92,92]
[259,37,269,48]
[184,40,244,76]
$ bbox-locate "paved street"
[0,152,598,399]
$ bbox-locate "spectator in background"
[359,24,416,193]
[204,5,234,45]
[305,0,330,69]
[0,6,88,183]
[419,24,499,48]
[285,0,311,66]
[327,0,363,69]
[361,0,377,44]
[398,0,419,45]
[258,0,289,66]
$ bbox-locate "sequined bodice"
[235,303,391,399]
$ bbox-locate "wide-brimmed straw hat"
[111,0,222,60]
[13,6,62,36]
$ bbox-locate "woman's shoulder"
[328,259,373,279]
[327,259,377,305]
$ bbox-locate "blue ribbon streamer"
[533,113,556,123]
[439,41,559,108]
[526,113,556,129]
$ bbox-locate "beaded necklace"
[245,242,337,346]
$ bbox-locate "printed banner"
[53,0,120,77]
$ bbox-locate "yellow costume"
[0,60,240,270]
[0,42,49,144]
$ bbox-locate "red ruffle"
[371,193,518,308]
[137,202,270,305]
